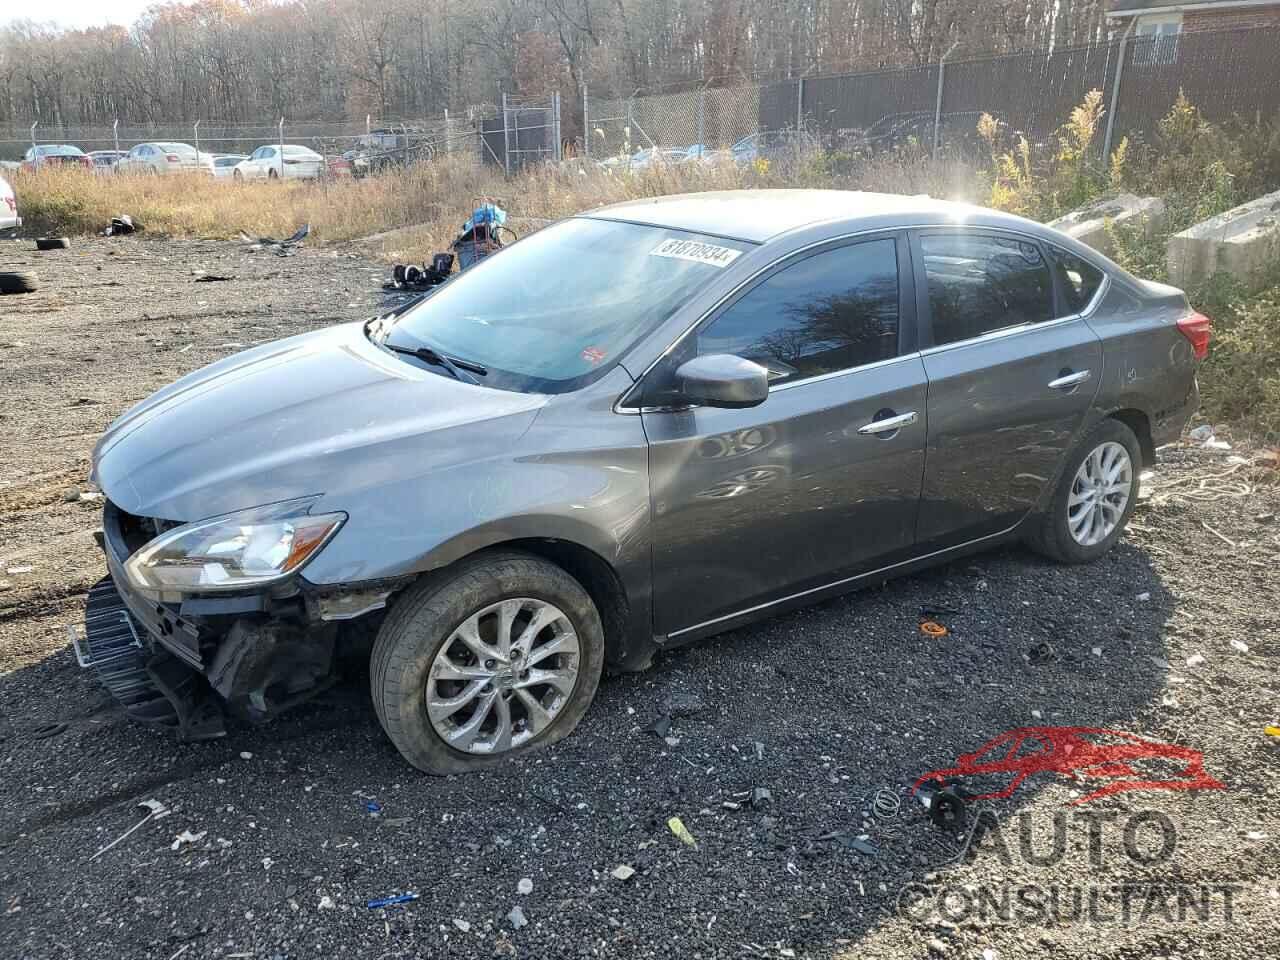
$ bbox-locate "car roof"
[583,189,1044,243]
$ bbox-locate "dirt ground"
[1,237,1278,960]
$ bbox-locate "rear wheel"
[371,552,605,774]
[1027,419,1141,564]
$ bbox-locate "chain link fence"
[584,24,1280,166]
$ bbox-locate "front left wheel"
[371,552,605,774]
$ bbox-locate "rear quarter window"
[1047,245,1106,315]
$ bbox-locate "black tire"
[0,271,37,294]
[370,551,605,774]
[35,237,69,251]
[1026,418,1142,564]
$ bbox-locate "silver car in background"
[81,190,1209,773]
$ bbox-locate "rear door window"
[919,233,1054,347]
[697,237,901,384]
[1046,245,1106,315]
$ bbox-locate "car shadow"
[0,537,1181,956]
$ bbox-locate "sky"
[6,0,158,30]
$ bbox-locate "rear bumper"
[1152,376,1200,449]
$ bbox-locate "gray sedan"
[82,190,1209,773]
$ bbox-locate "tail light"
[1177,311,1212,361]
[166,154,180,163]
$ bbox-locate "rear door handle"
[1048,370,1092,390]
[857,411,918,435]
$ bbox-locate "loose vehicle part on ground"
[78,190,1207,771]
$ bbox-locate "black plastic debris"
[194,274,233,283]
[815,831,879,856]
[238,223,309,256]
[389,252,455,291]
[103,214,137,236]
[643,713,673,738]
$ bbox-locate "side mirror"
[674,354,769,409]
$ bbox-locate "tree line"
[1,0,1111,134]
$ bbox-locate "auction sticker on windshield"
[649,238,742,267]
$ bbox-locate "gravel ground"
[1,237,1278,960]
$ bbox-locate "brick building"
[1109,0,1280,61]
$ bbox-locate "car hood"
[93,322,547,520]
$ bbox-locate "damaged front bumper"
[72,500,405,740]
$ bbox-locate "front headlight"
[124,498,346,593]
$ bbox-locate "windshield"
[378,218,753,393]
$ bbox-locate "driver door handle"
[1048,369,1092,390]
[857,411,918,435]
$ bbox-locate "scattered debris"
[919,620,948,637]
[516,878,533,895]
[1091,646,1103,657]
[452,918,471,933]
[722,800,742,811]
[28,721,68,740]
[754,741,765,761]
[662,692,707,718]
[194,274,234,283]
[366,893,419,909]
[643,714,673,738]
[1264,725,1280,740]
[1230,639,1249,653]
[170,829,207,851]
[103,214,137,237]
[1201,520,1236,547]
[815,831,879,856]
[611,864,636,881]
[0,271,38,295]
[1188,424,1214,442]
[751,787,773,809]
[506,905,528,929]
[1186,653,1206,667]
[318,895,335,910]
[6,565,33,575]
[1136,592,1151,601]
[667,816,697,849]
[239,751,253,760]
[1027,641,1055,665]
[365,801,382,815]
[872,788,901,820]
[36,237,70,251]
[89,798,170,862]
[239,223,310,256]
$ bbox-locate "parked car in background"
[79,190,1208,773]
[0,172,20,232]
[234,145,325,180]
[349,127,435,177]
[116,142,215,176]
[730,130,818,165]
[21,144,91,171]
[326,154,354,177]
[87,150,128,174]
[211,154,248,179]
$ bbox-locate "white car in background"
[115,142,215,176]
[233,145,325,180]
[87,150,128,174]
[1,173,20,232]
[212,154,249,179]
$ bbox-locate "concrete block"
[1167,189,1280,292]
[1047,193,1166,255]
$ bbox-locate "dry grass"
[12,158,767,260]
[11,151,986,263]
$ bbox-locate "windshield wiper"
[383,341,487,383]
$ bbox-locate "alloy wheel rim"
[425,598,579,755]
[1067,441,1132,546]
